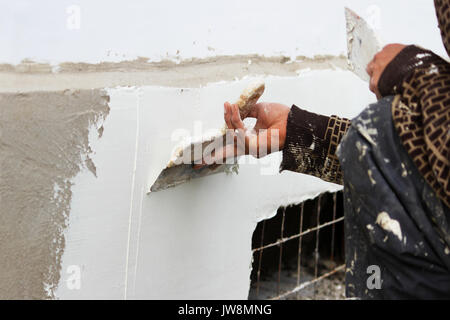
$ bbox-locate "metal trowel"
[149,80,265,193]
[345,7,383,82]
[149,9,379,193]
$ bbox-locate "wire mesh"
[249,191,345,300]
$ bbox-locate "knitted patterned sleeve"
[279,105,351,185]
[378,44,450,208]
[435,0,450,57]
[280,1,449,191]
[364,0,450,207]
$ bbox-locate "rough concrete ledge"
[0,55,349,92]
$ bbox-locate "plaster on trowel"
[345,7,383,82]
[149,80,265,193]
[149,9,378,193]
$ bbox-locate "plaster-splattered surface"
[0,90,109,299]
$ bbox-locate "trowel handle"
[221,80,265,133]
[235,80,265,118]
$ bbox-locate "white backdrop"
[1,0,446,64]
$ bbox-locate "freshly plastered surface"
[54,72,375,299]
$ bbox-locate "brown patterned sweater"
[280,0,450,208]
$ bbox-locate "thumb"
[230,104,245,130]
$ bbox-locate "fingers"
[366,60,374,78]
[230,104,245,130]
[192,143,241,170]
[366,44,406,99]
[192,163,221,170]
[193,129,250,170]
[369,76,377,94]
[224,102,245,130]
[212,143,240,163]
[192,163,206,170]
[224,102,233,129]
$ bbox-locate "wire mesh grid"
[248,191,345,300]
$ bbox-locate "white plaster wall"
[56,72,375,299]
[1,0,446,64]
[5,0,445,299]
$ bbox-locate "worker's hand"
[366,43,406,99]
[193,102,290,168]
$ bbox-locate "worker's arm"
[213,44,406,185]
[218,101,351,185]
[280,44,407,185]
[279,106,350,184]
[435,0,450,57]
[377,43,450,207]
[204,44,421,185]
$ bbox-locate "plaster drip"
[124,88,141,299]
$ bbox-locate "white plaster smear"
[376,211,403,241]
[56,71,375,299]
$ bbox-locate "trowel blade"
[345,7,382,82]
[148,133,237,193]
[149,163,235,193]
[148,80,265,193]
